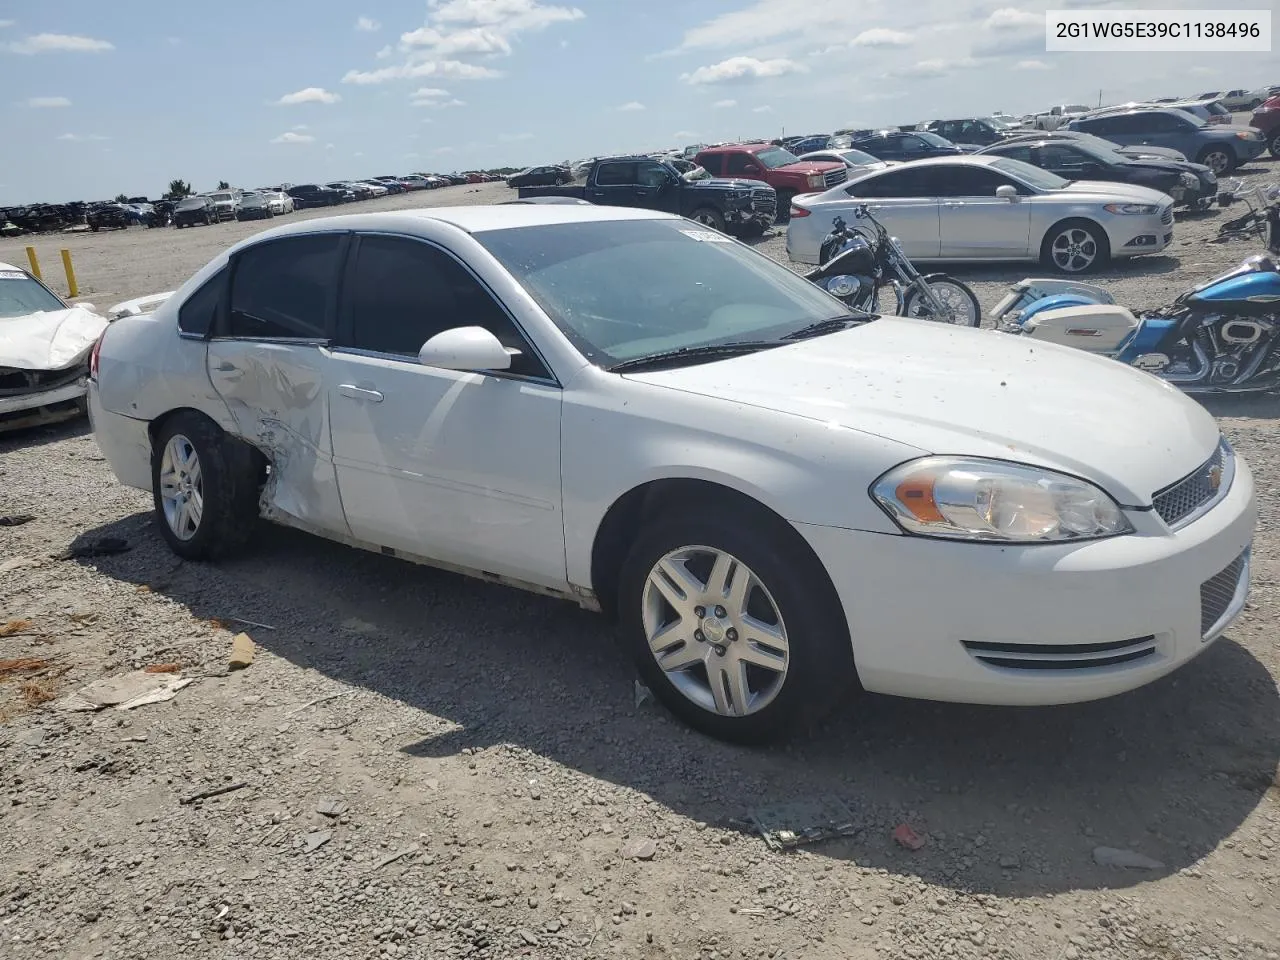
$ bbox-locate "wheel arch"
[1040,215,1111,265]
[148,407,268,482]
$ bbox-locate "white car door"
[842,167,941,259]
[205,233,351,535]
[935,166,1032,258]
[325,233,567,588]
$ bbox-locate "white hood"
[0,307,108,370]
[626,318,1219,505]
[1060,180,1173,205]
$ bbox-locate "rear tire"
[1041,219,1110,274]
[151,412,261,562]
[1269,133,1280,159]
[617,499,854,744]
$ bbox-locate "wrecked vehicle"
[0,264,170,431]
[88,206,1254,744]
[86,202,130,232]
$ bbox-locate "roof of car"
[695,142,773,154]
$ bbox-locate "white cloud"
[0,20,14,28]
[291,123,310,130]
[401,26,512,56]
[712,99,737,108]
[851,27,913,47]
[410,86,452,99]
[356,16,381,32]
[1015,59,1052,70]
[410,86,466,107]
[342,60,501,84]
[984,8,1042,30]
[499,131,534,141]
[26,96,71,108]
[9,32,113,54]
[276,86,341,105]
[326,143,335,150]
[681,55,804,85]
[889,57,980,79]
[271,131,315,144]
[752,105,773,113]
[618,101,645,111]
[56,133,107,142]
[375,44,394,58]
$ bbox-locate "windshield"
[990,157,1071,190]
[0,271,65,318]
[476,219,856,367]
[177,197,205,209]
[914,131,953,147]
[754,146,801,169]
[211,192,233,202]
[1169,109,1206,128]
[1065,105,1090,113]
[838,149,881,166]
[987,116,1017,129]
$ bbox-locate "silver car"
[786,155,1174,274]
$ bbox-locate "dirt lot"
[3,160,1280,960]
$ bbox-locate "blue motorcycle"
[989,252,1280,395]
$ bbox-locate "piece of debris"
[517,929,541,947]
[634,678,654,708]
[315,797,349,818]
[227,616,275,631]
[287,692,352,716]
[750,796,861,852]
[228,633,255,670]
[305,830,333,853]
[371,844,419,871]
[0,514,36,526]
[0,558,40,575]
[1092,846,1165,870]
[55,537,132,560]
[122,735,149,743]
[0,656,52,676]
[19,679,58,706]
[623,838,658,861]
[893,824,927,851]
[144,663,181,674]
[54,670,193,712]
[0,620,36,638]
[68,609,99,625]
[180,782,249,805]
[18,728,48,747]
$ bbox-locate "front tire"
[151,412,261,562]
[1041,219,1110,274]
[1268,132,1280,159]
[1197,146,1236,175]
[618,500,853,744]
[903,276,981,326]
[690,207,726,232]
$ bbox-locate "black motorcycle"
[804,207,981,327]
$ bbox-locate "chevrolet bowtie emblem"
[1208,465,1223,491]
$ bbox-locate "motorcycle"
[990,253,1280,395]
[803,207,982,327]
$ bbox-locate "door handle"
[338,384,384,403]
[214,361,237,372]
[943,201,964,207]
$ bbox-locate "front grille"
[1160,205,1174,225]
[961,636,1157,671]
[1152,440,1230,529]
[0,365,86,397]
[751,189,777,215]
[823,168,848,188]
[1200,550,1247,637]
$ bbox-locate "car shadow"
[937,253,1184,287]
[73,513,1280,897]
[0,417,91,452]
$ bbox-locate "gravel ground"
[3,152,1280,960]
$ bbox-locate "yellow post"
[60,249,79,299]
[25,246,41,280]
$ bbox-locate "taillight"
[89,330,106,379]
[790,205,810,218]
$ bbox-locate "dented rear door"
[206,232,350,535]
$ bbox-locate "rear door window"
[225,234,344,340]
[178,268,227,337]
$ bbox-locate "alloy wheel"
[1202,150,1232,175]
[1050,227,1099,272]
[642,545,790,718]
[158,434,204,541]
[906,280,979,325]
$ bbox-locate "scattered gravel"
[2,160,1279,959]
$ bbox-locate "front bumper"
[0,377,88,431]
[1237,138,1268,161]
[1110,209,1173,257]
[795,454,1255,706]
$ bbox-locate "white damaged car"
[1,262,170,432]
[87,206,1254,743]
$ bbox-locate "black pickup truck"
[517,156,776,236]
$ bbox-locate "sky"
[1,0,1277,204]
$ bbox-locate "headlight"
[807,173,825,189]
[1180,172,1198,188]
[1236,131,1260,140]
[871,457,1134,542]
[1103,202,1159,215]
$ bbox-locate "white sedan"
[256,189,295,215]
[787,155,1176,273]
[88,205,1254,743]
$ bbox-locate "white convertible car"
[88,205,1254,742]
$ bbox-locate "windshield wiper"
[782,315,869,340]
[608,341,784,373]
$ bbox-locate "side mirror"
[995,185,1019,201]
[743,163,761,174]
[417,326,513,372]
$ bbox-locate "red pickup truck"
[694,143,846,221]
[1250,94,1280,157]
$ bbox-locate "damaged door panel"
[206,232,349,533]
